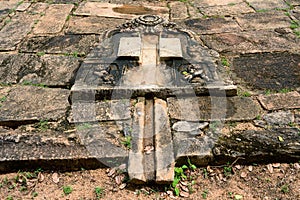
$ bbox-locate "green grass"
[202,189,208,199]
[37,120,49,131]
[290,20,299,29]
[221,57,230,67]
[63,186,73,195]
[121,136,132,149]
[94,187,104,199]
[281,184,289,193]
[21,81,48,88]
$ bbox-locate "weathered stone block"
[74,2,169,19]
[236,12,291,31]
[246,0,289,11]
[154,99,174,183]
[200,2,254,16]
[194,0,244,7]
[70,100,131,123]
[167,96,261,121]
[170,1,188,20]
[263,111,294,125]
[0,54,80,86]
[66,16,126,34]
[0,86,69,126]
[0,13,37,50]
[232,52,300,90]
[33,4,73,34]
[184,17,241,34]
[258,91,300,110]
[20,35,98,55]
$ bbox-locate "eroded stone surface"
[16,2,31,12]
[246,0,289,11]
[201,30,300,54]
[236,12,291,30]
[0,54,80,86]
[258,91,300,110]
[263,111,295,125]
[33,4,73,34]
[20,35,98,55]
[184,17,241,34]
[70,100,131,123]
[0,13,38,50]
[0,86,69,126]
[170,1,188,20]
[154,99,174,183]
[0,0,18,22]
[172,121,209,132]
[66,16,126,34]
[199,2,254,16]
[167,96,261,121]
[74,2,168,19]
[193,0,244,7]
[232,52,300,90]
[128,99,146,183]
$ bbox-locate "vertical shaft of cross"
[140,34,159,85]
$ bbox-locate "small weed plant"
[94,187,104,199]
[171,158,197,196]
[121,136,132,149]
[63,185,73,195]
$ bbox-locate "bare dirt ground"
[1,162,299,200]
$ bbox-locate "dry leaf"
[119,183,126,190]
[38,173,44,182]
[267,164,273,173]
[115,175,122,185]
[118,164,126,171]
[294,163,300,170]
[180,181,188,186]
[107,168,116,177]
[235,165,242,170]
[180,191,190,198]
[180,184,189,192]
[52,173,59,183]
[240,172,247,178]
[248,166,253,172]
[272,163,280,168]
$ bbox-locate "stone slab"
[286,0,300,6]
[128,100,146,183]
[173,138,213,166]
[33,4,73,34]
[70,100,131,123]
[66,16,126,34]
[246,0,289,11]
[0,126,128,172]
[193,0,244,7]
[0,0,18,22]
[184,17,241,34]
[0,13,37,51]
[236,12,291,31]
[170,1,188,20]
[187,4,203,18]
[232,52,300,90]
[16,2,31,11]
[200,30,300,54]
[74,2,169,19]
[199,2,254,16]
[27,2,49,14]
[167,96,261,121]
[19,35,98,55]
[159,38,183,58]
[0,54,80,86]
[118,37,141,57]
[263,111,294,125]
[0,86,69,126]
[258,91,300,110]
[291,7,300,21]
[154,99,174,183]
